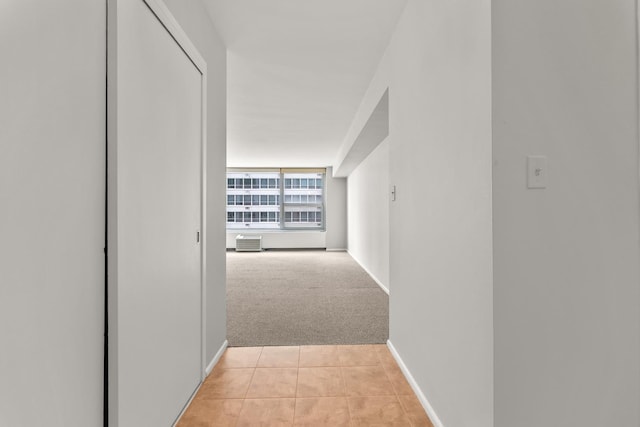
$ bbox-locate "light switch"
[527,155,547,189]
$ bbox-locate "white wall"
[325,166,347,250]
[226,168,347,249]
[347,138,390,290]
[0,1,105,426]
[388,2,493,426]
[163,0,228,365]
[492,1,640,426]
[339,1,494,425]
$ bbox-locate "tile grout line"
[377,348,415,426]
[397,395,417,427]
[234,346,263,427]
[343,366,354,425]
[378,350,399,394]
[293,346,301,424]
[338,365,355,425]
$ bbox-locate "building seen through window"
[226,169,324,230]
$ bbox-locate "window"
[281,172,323,229]
[226,170,325,230]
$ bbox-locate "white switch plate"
[527,155,547,189]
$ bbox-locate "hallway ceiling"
[202,0,406,168]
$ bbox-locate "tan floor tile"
[376,347,397,367]
[258,346,300,368]
[398,394,434,427]
[383,364,414,395]
[342,366,395,397]
[296,367,345,397]
[236,398,295,427]
[247,368,298,398]
[216,347,263,369]
[337,345,380,366]
[299,345,340,367]
[177,399,243,427]
[198,368,254,399]
[348,396,412,426]
[294,397,350,426]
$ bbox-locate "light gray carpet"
[226,250,389,346]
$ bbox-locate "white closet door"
[109,0,204,425]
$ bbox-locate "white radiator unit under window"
[235,235,262,252]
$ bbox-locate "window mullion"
[279,171,284,230]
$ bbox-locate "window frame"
[226,169,325,231]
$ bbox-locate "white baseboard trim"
[172,339,229,427]
[326,248,347,252]
[206,339,228,376]
[347,250,389,295]
[173,384,201,426]
[387,340,444,427]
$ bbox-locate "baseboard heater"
[235,235,262,252]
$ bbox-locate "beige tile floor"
[177,344,434,426]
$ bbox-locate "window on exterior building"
[226,169,325,230]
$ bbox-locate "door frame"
[106,0,208,423]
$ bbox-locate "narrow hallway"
[178,344,433,426]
